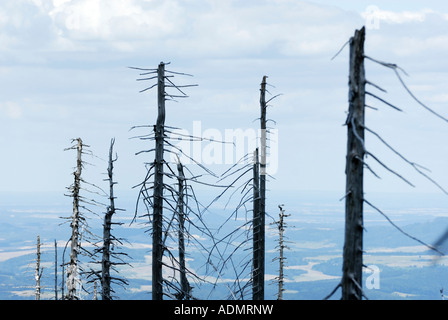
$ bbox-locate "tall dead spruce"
[176,161,192,299]
[131,62,203,300]
[63,138,103,300]
[252,147,262,300]
[214,75,279,299]
[252,76,268,300]
[101,138,129,299]
[54,240,58,300]
[85,138,129,300]
[35,235,43,300]
[325,26,448,300]
[102,139,117,299]
[342,27,366,300]
[65,138,84,300]
[253,75,280,300]
[272,205,290,300]
[152,62,166,300]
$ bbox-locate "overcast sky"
[1,0,448,205]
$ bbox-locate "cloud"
[48,0,184,42]
[0,249,35,262]
[171,0,359,58]
[0,101,22,119]
[362,6,432,24]
[360,8,448,62]
[1,0,361,60]
[3,1,447,63]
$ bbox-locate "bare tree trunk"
[252,148,262,300]
[67,138,83,300]
[35,235,43,300]
[276,205,287,300]
[342,27,366,300]
[253,76,268,300]
[177,161,191,299]
[93,281,98,300]
[54,240,58,300]
[259,76,267,299]
[61,250,65,299]
[152,62,166,300]
[102,138,116,300]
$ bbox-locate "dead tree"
[100,138,129,300]
[252,76,268,300]
[131,62,204,300]
[341,29,448,300]
[63,138,104,300]
[66,138,84,300]
[93,281,98,300]
[151,62,166,300]
[101,139,116,300]
[130,64,281,300]
[35,235,43,300]
[252,75,281,300]
[61,245,65,299]
[342,26,366,300]
[130,62,259,300]
[324,26,447,300]
[276,206,285,300]
[252,148,262,300]
[176,161,192,299]
[54,240,58,300]
[203,76,280,300]
[83,138,129,300]
[272,205,290,300]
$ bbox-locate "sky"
[1,0,448,205]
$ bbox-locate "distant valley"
[1,190,448,300]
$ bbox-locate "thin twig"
[331,40,350,60]
[365,55,448,123]
[364,199,444,255]
[366,92,403,112]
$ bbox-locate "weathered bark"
[61,249,65,299]
[35,235,43,300]
[102,138,116,300]
[67,137,83,300]
[252,148,262,300]
[276,205,287,300]
[342,27,366,300]
[54,240,58,300]
[152,62,166,300]
[253,76,268,300]
[177,161,191,299]
[93,281,98,300]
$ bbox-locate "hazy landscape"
[2,190,448,300]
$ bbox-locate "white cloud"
[362,7,432,24]
[0,101,22,119]
[48,0,185,42]
[0,0,360,59]
[381,10,428,23]
[175,0,358,58]
[0,249,35,262]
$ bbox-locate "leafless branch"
[364,199,443,255]
[365,55,448,123]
